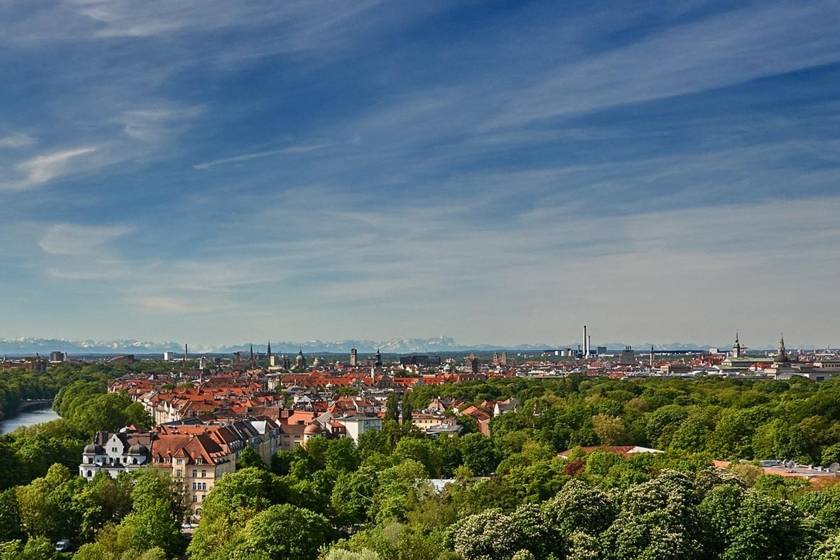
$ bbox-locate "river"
[0,407,61,434]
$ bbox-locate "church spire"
[777,333,789,363]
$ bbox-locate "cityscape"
[2,1,840,559]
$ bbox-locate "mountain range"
[0,336,722,356]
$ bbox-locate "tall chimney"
[583,325,588,358]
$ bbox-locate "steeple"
[732,332,742,358]
[249,344,255,367]
[777,334,789,363]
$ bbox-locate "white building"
[338,414,382,443]
[79,429,152,480]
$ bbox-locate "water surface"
[0,407,61,434]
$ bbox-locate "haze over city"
[2,0,840,347]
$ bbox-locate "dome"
[304,422,324,436]
[127,443,148,455]
[83,443,104,455]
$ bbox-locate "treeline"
[409,376,840,465]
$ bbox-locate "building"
[49,351,68,363]
[492,352,508,367]
[295,349,307,369]
[350,348,358,367]
[731,332,745,358]
[339,414,382,443]
[618,346,635,366]
[465,353,479,373]
[79,428,153,480]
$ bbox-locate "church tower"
[732,332,742,358]
[776,334,790,364]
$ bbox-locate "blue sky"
[1,0,839,348]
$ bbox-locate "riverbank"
[0,406,61,434]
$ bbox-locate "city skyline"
[0,331,830,356]
[2,1,840,346]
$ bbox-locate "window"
[201,470,206,478]
[86,470,92,478]
[192,470,197,477]
[177,459,183,465]
[192,495,197,503]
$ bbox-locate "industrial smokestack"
[583,325,588,358]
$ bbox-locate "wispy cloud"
[39,223,132,255]
[116,106,204,143]
[0,133,36,149]
[487,1,840,127]
[1,147,98,191]
[193,143,328,170]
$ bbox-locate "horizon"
[0,332,831,354]
[2,1,840,346]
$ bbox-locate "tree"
[401,394,414,426]
[331,465,379,525]
[15,463,84,543]
[393,438,440,477]
[227,504,335,560]
[385,393,399,423]
[459,434,497,476]
[592,414,627,446]
[188,467,284,560]
[697,482,745,556]
[372,460,428,523]
[813,532,840,560]
[449,509,520,560]
[542,479,614,539]
[324,549,381,560]
[600,471,704,560]
[119,499,183,558]
[75,471,133,541]
[324,437,360,473]
[721,490,805,560]
[237,446,266,470]
[0,489,21,542]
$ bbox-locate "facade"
[79,429,153,480]
[339,414,382,443]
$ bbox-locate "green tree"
[227,504,335,560]
[385,394,399,423]
[331,465,379,525]
[459,434,497,476]
[721,490,805,560]
[188,467,283,560]
[237,446,266,470]
[449,509,520,560]
[401,395,414,426]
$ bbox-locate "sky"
[1,0,839,349]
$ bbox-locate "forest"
[3,366,840,559]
